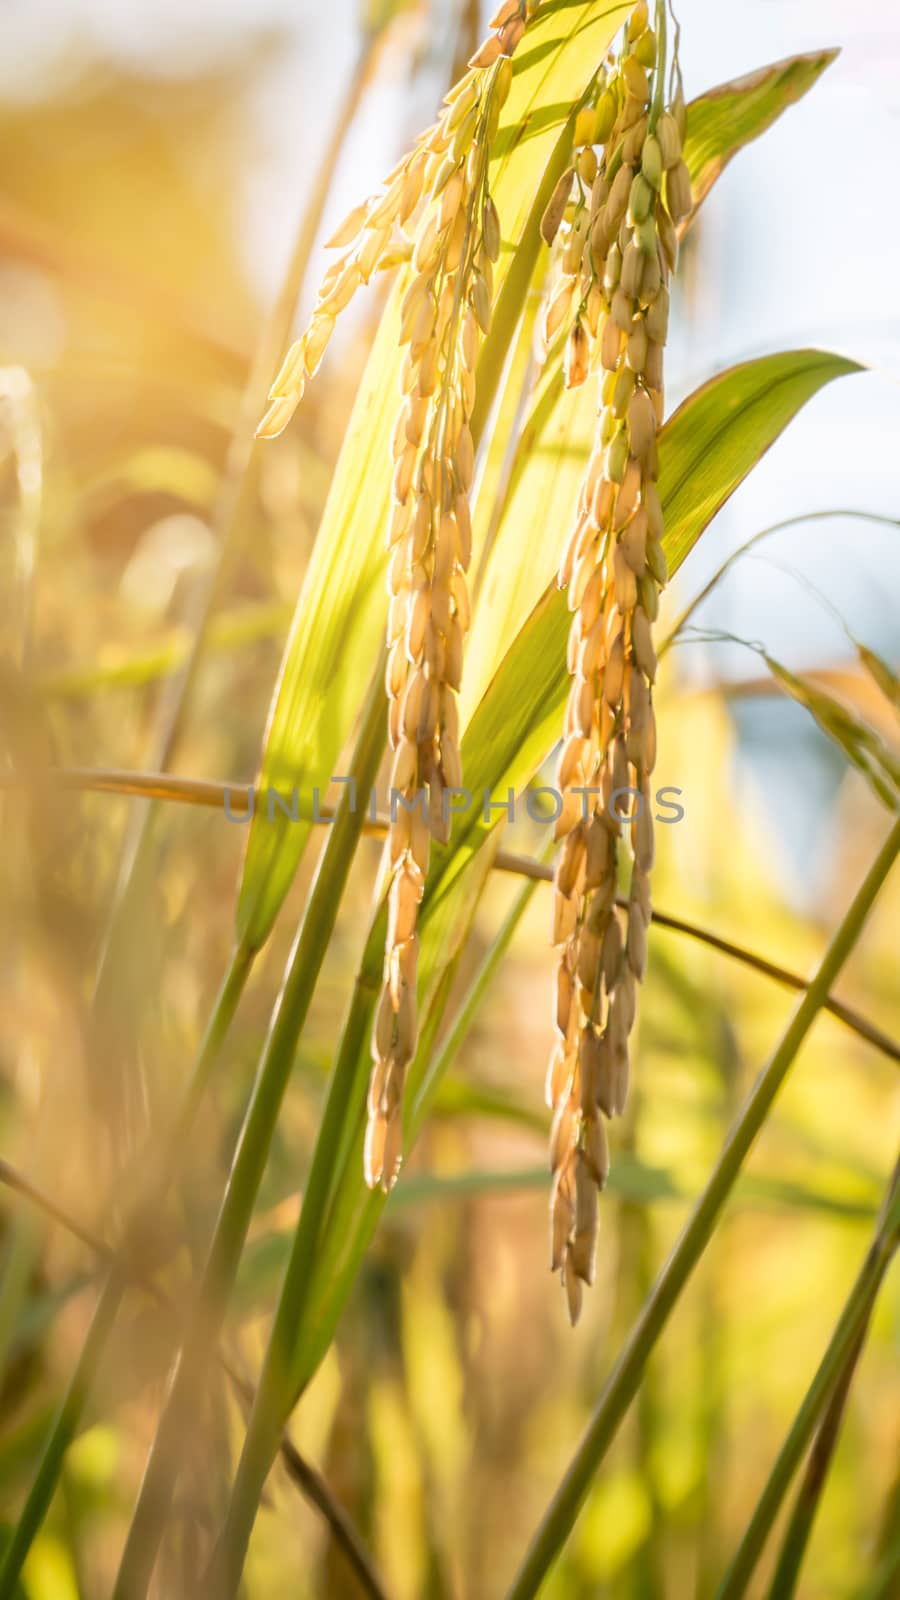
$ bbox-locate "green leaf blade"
[684,49,839,217]
[462,349,862,832]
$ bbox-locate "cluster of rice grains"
[367,34,521,1194]
[540,2,687,1322]
[258,7,529,1193]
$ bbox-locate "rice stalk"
[543,0,690,1322]
[716,1157,900,1600]
[109,678,385,1600]
[254,12,538,1192]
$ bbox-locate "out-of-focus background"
[0,2,898,1597]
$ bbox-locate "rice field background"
[0,3,898,1598]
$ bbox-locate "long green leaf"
[236,0,631,950]
[762,653,900,810]
[684,49,838,216]
[460,350,861,820]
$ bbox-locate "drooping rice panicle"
[255,3,525,442]
[542,0,688,1322]
[254,6,531,1193]
[366,46,516,1193]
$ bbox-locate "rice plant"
[0,3,897,1597]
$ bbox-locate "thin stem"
[765,1327,868,1600]
[650,0,667,130]
[0,1159,110,1258]
[111,678,386,1600]
[0,944,252,1600]
[415,837,555,1115]
[659,511,900,658]
[504,818,900,1600]
[223,1359,390,1600]
[3,769,895,1065]
[718,1159,900,1600]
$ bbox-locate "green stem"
[504,817,900,1600]
[208,837,550,1598]
[765,1328,866,1600]
[650,0,667,131]
[415,836,553,1115]
[111,677,386,1600]
[0,1268,125,1598]
[0,944,252,1600]
[718,1159,900,1600]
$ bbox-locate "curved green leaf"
[461,349,861,825]
[684,49,839,217]
[762,652,900,810]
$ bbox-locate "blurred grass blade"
[236,0,632,951]
[856,642,899,709]
[37,600,292,698]
[717,1161,900,1600]
[762,652,900,808]
[504,820,900,1600]
[0,945,253,1600]
[78,446,220,513]
[109,680,386,1600]
[0,367,42,667]
[683,50,839,218]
